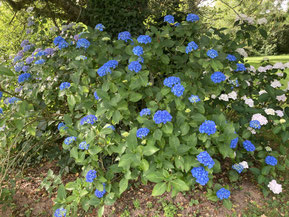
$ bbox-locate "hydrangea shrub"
[0,13,289,215]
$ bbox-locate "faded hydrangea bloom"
[268,180,282,194]
[219,94,229,101]
[252,113,268,125]
[236,48,248,57]
[239,161,249,169]
[228,91,237,100]
[275,110,284,117]
[276,94,287,102]
[271,79,281,88]
[265,108,275,115]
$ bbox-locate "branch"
[44,0,60,32]
[219,0,242,19]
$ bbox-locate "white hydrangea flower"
[211,94,216,99]
[203,71,208,74]
[248,65,256,73]
[219,94,229,101]
[245,81,251,86]
[248,127,256,134]
[259,90,267,95]
[257,18,267,24]
[271,79,281,88]
[26,7,34,12]
[252,113,268,125]
[265,146,272,152]
[241,95,248,100]
[276,94,287,102]
[245,98,254,107]
[265,108,275,115]
[239,161,249,169]
[284,62,289,68]
[275,110,284,117]
[265,65,272,70]
[228,91,237,100]
[268,180,282,194]
[258,66,266,72]
[236,48,248,57]
[273,62,284,70]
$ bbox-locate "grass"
[246,54,289,86]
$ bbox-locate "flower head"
[251,113,268,125]
[265,156,277,166]
[132,46,143,56]
[97,60,118,77]
[58,122,68,131]
[216,188,230,200]
[53,36,66,46]
[268,180,282,194]
[171,83,185,97]
[189,95,200,103]
[140,108,151,116]
[64,136,77,145]
[235,63,246,72]
[79,141,89,150]
[191,166,209,185]
[226,54,237,61]
[153,110,172,124]
[137,35,152,44]
[54,208,66,217]
[18,73,31,83]
[232,163,244,173]
[59,82,71,90]
[136,128,150,139]
[118,31,132,42]
[86,170,97,182]
[26,56,34,64]
[230,137,238,148]
[197,151,215,169]
[128,61,142,73]
[35,59,45,64]
[76,38,91,49]
[163,76,180,88]
[249,120,261,129]
[186,41,198,54]
[211,71,226,83]
[199,120,216,135]
[207,49,218,59]
[94,91,100,100]
[80,115,97,125]
[95,183,106,198]
[95,23,105,31]
[164,15,174,23]
[186,14,199,22]
[243,140,255,152]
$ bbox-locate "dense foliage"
[0,12,289,217]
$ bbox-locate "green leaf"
[160,55,170,64]
[171,179,189,191]
[112,110,122,124]
[162,122,173,134]
[152,182,167,196]
[98,206,104,217]
[259,28,267,39]
[153,129,162,141]
[129,92,142,102]
[70,147,78,159]
[57,184,66,200]
[127,128,137,151]
[146,171,164,182]
[119,178,129,195]
[223,199,232,210]
[143,145,159,156]
[0,64,14,76]
[118,153,135,169]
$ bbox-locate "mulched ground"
[0,160,266,217]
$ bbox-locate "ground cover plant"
[0,12,289,217]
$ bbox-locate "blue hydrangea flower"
[58,41,69,50]
[265,156,277,166]
[106,125,115,130]
[174,22,181,27]
[54,208,66,217]
[153,110,172,124]
[94,183,106,198]
[0,108,3,114]
[171,83,185,97]
[35,50,46,57]
[132,46,143,56]
[44,48,54,56]
[128,61,142,73]
[86,170,97,182]
[186,41,198,54]
[26,56,34,64]
[140,108,151,116]
[235,63,246,72]
[136,128,150,139]
[197,151,215,169]
[216,188,230,200]
[137,56,144,63]
[64,136,77,145]
[0,91,2,99]
[207,49,218,59]
[17,50,24,57]
[243,140,255,152]
[137,35,152,44]
[59,82,71,90]
[15,62,24,72]
[13,55,22,63]
[163,76,180,88]
[226,54,237,61]
[77,55,87,60]
[232,164,244,173]
[4,97,20,105]
[18,73,31,83]
[230,137,238,148]
[23,45,31,52]
[53,36,65,46]
[250,120,261,129]
[191,166,209,185]
[199,120,216,135]
[186,14,199,22]
[189,95,200,103]
[21,39,29,47]
[229,79,239,87]
[211,71,226,83]
[58,122,68,131]
[97,60,118,77]
[79,141,89,150]
[22,65,29,72]
[94,91,100,100]
[35,59,45,64]
[95,23,105,31]
[80,115,97,125]
[164,15,174,23]
[118,31,132,42]
[76,38,90,49]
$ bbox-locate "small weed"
[189,199,199,206]
[133,199,141,209]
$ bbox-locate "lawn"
[246,55,289,86]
